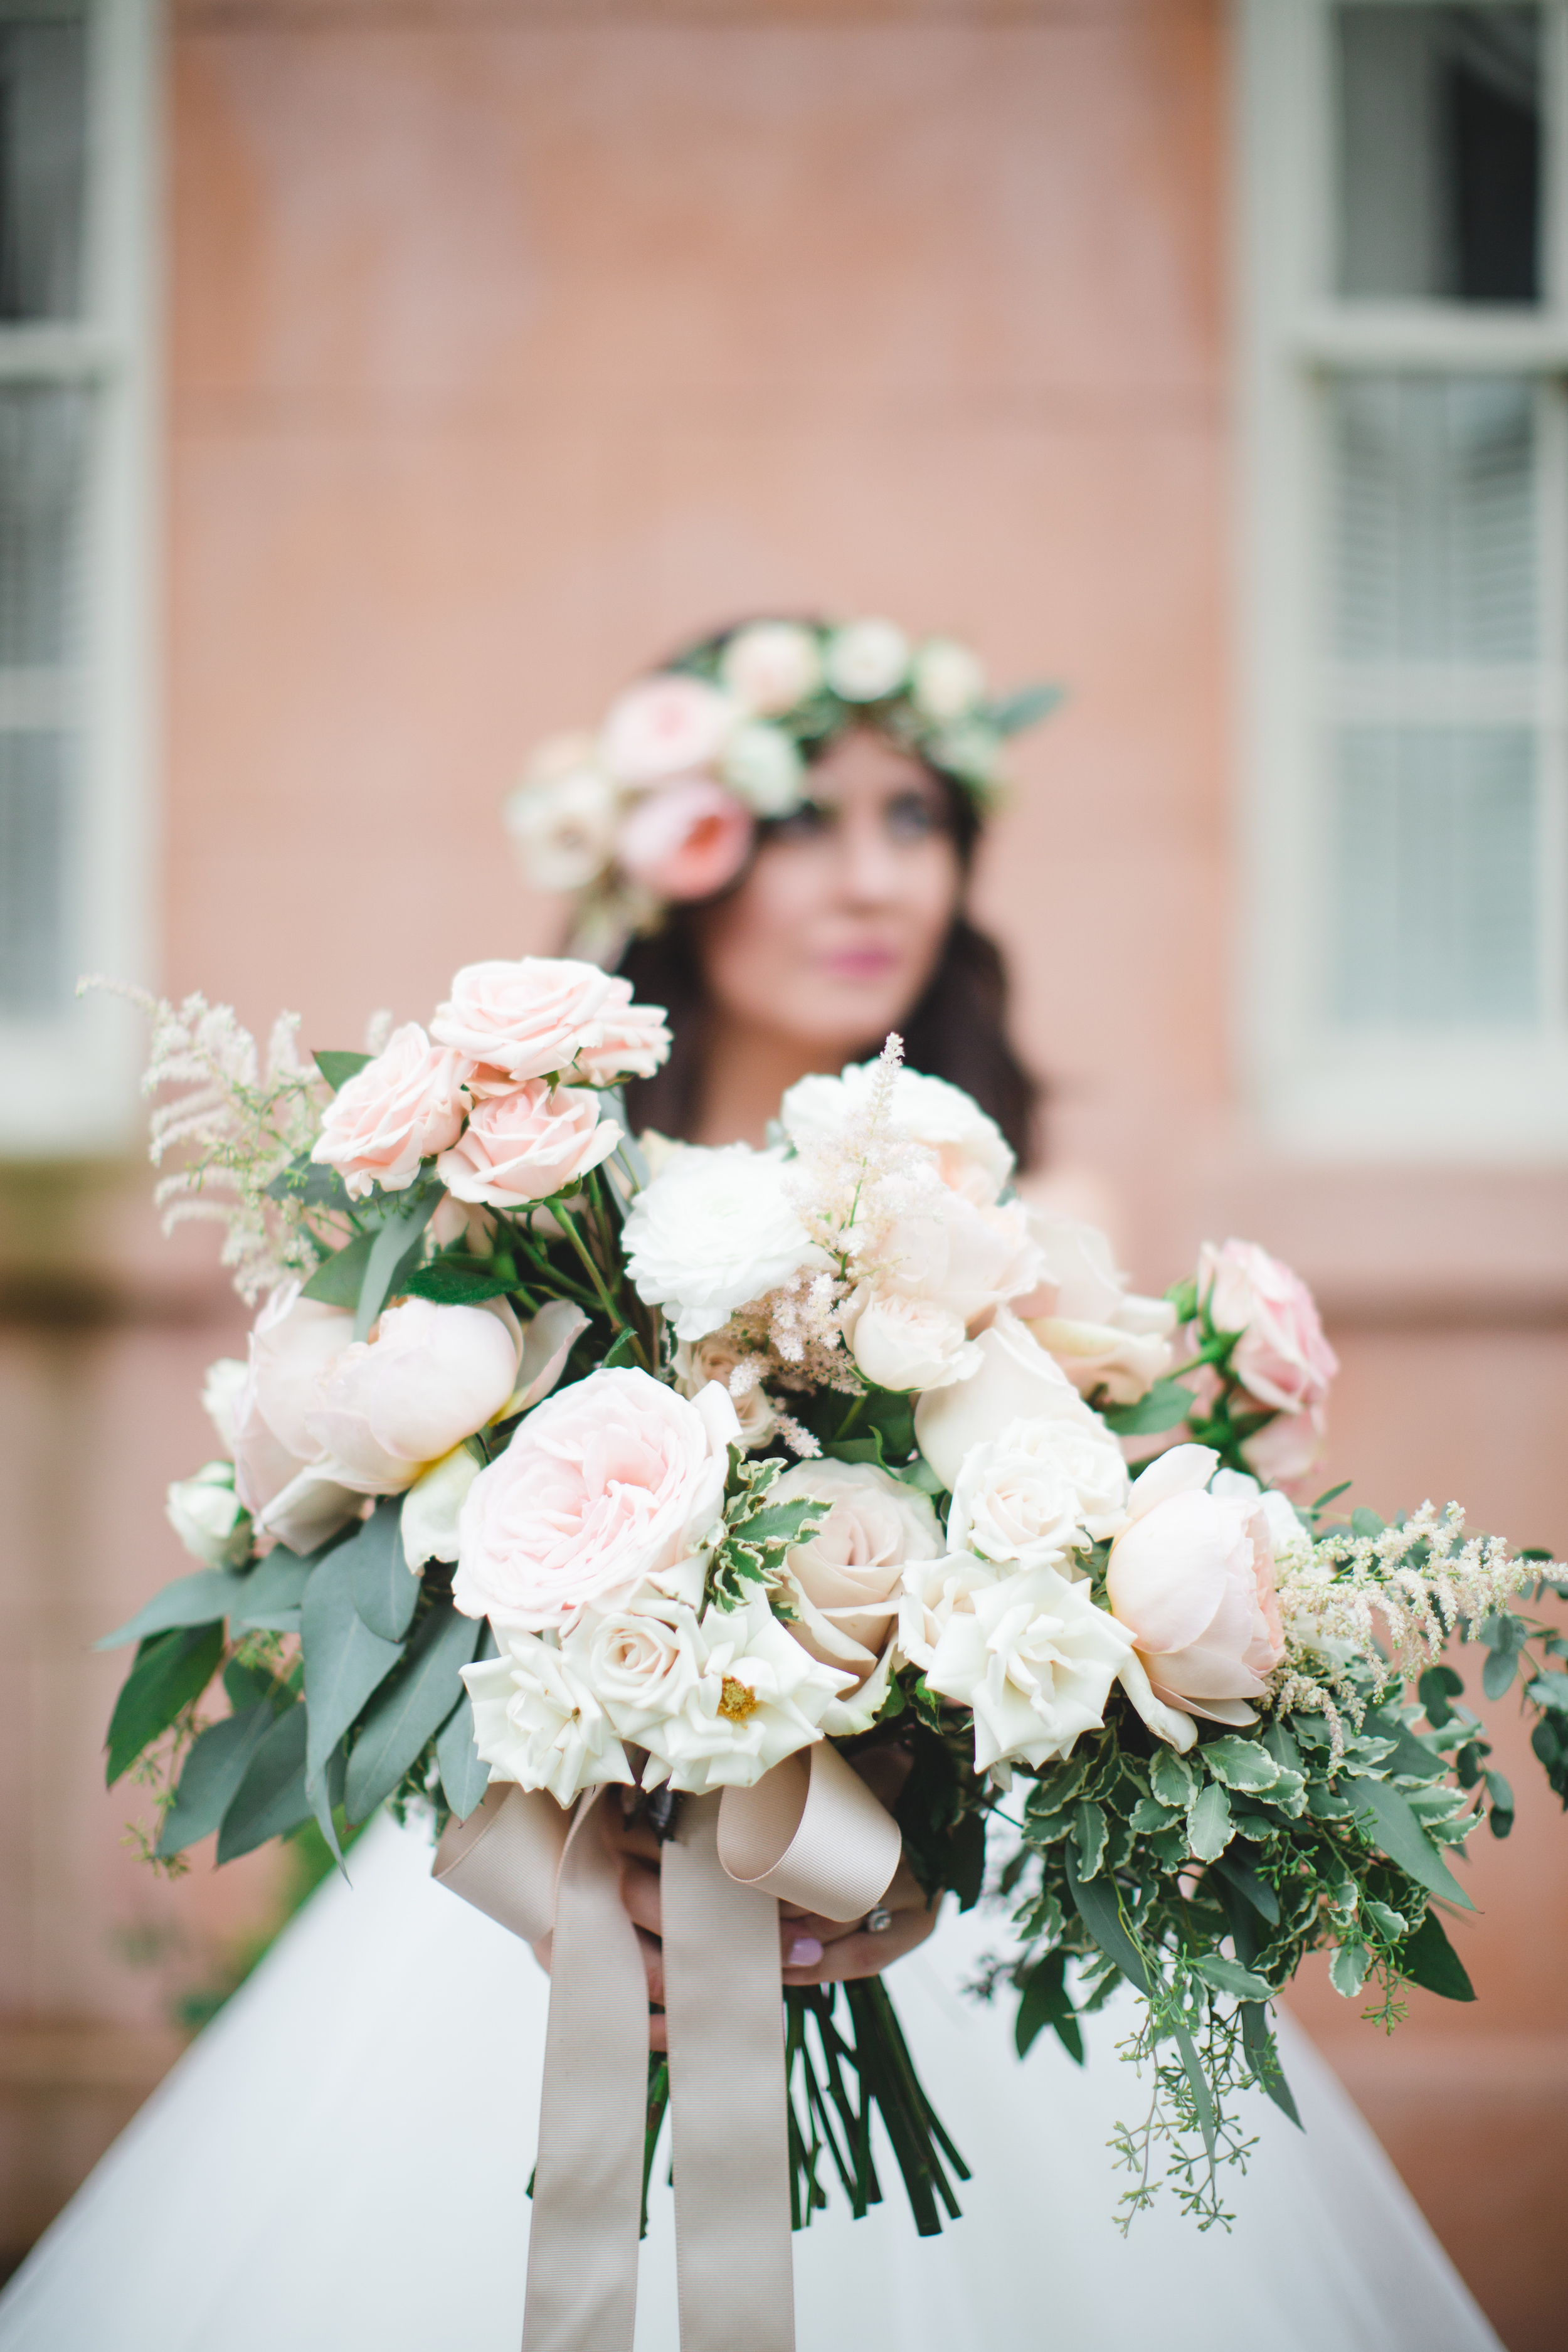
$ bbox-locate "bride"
[0,618,1498,2351]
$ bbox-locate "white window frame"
[0,0,159,1156]
[1237,0,1568,1159]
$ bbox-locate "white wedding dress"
[0,1813,1497,2352]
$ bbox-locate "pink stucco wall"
[3,6,1564,2340]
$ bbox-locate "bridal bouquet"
[98,958,1567,2239]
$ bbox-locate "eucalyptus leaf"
[1185,1781,1234,1863]
[314,1049,371,1092]
[354,1188,442,1342]
[310,1743,349,1871]
[300,1544,407,1791]
[105,1623,226,1785]
[1342,1773,1476,1910]
[216,1704,314,1860]
[231,1552,312,1633]
[344,1602,484,1823]
[346,1496,420,1643]
[156,1704,275,1855]
[1399,1909,1475,2002]
[1170,2016,1217,2167]
[403,1260,519,1307]
[1210,1849,1280,1926]
[1481,1646,1519,1700]
[437,1694,491,1822]
[1014,1950,1083,2063]
[1240,2003,1301,2126]
[263,1154,352,1211]
[1065,1848,1152,1995]
[1525,1671,1568,1715]
[1192,1954,1273,2001]
[986,681,1062,736]
[302,1231,375,1306]
[1099,1379,1195,1437]
[98,1570,248,1651]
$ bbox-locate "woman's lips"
[817,945,901,980]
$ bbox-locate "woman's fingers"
[620,1856,664,1938]
[782,1895,938,1984]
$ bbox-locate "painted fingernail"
[788,1937,824,1966]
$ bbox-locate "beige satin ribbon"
[433,1740,902,2352]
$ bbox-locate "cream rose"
[825,618,909,702]
[166,1461,251,1569]
[897,1550,1000,1674]
[305,1296,523,1495]
[780,1062,1013,1205]
[947,1413,1127,1566]
[923,1562,1135,1775]
[1019,1212,1178,1406]
[623,1143,820,1343]
[308,1024,467,1202]
[768,1458,943,1685]
[436,1080,620,1208]
[845,1288,979,1393]
[598,674,736,787]
[453,1369,737,1630]
[719,622,822,714]
[675,1330,777,1451]
[914,1310,1098,1491]
[1106,1444,1286,1746]
[462,1629,632,1808]
[877,1192,1042,1330]
[431,958,659,1086]
[503,766,618,894]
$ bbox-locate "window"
[1238,1,1568,1157]
[0,0,157,1155]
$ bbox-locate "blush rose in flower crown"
[91,960,1568,2249]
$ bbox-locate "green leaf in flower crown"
[1099,1379,1195,1438]
[346,1495,420,1643]
[1199,1736,1281,1794]
[984,681,1062,737]
[303,1230,375,1306]
[1192,1954,1273,2002]
[1014,1949,1083,2063]
[156,1703,275,1856]
[1398,1908,1476,2002]
[97,1570,249,1651]
[216,1703,313,1861]
[105,1623,226,1785]
[437,1693,492,1823]
[314,1049,372,1093]
[344,1602,484,1823]
[1185,1781,1234,1863]
[1342,1772,1476,1909]
[300,1542,407,1793]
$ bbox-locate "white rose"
[897,1549,1001,1675]
[914,1309,1098,1491]
[166,1461,251,1569]
[623,1143,820,1343]
[637,1592,852,1795]
[462,1629,633,1809]
[780,1061,1013,1204]
[721,721,805,817]
[825,618,909,702]
[576,1595,709,1745]
[845,1287,977,1393]
[912,637,986,722]
[878,1192,1042,1329]
[950,1412,1130,1561]
[675,1330,777,1451]
[719,622,823,714]
[923,1561,1134,1774]
[1020,1212,1178,1406]
[768,1458,943,1684]
[503,767,619,894]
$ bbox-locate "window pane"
[0,729,70,1014]
[0,379,89,663]
[1333,374,1535,663]
[1333,726,1537,1023]
[0,8,87,322]
[1338,5,1542,302]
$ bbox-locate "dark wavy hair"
[614,758,1042,1167]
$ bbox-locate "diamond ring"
[864,1906,894,1934]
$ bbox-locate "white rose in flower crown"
[305,1296,522,1496]
[623,1143,821,1343]
[825,618,909,702]
[845,1288,979,1393]
[948,1412,1127,1566]
[923,1560,1135,1775]
[166,1461,251,1569]
[462,1628,632,1809]
[768,1458,943,1685]
[675,1330,777,1451]
[719,621,823,714]
[598,674,736,787]
[914,1309,1098,1493]
[431,958,669,1088]
[721,721,805,817]
[913,637,986,723]
[436,1080,620,1208]
[1017,1212,1178,1406]
[453,1368,738,1630]
[638,1591,852,1795]
[780,1061,1013,1205]
[503,767,618,894]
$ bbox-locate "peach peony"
[436,1080,620,1208]
[304,1296,523,1494]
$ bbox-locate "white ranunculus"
[769,1458,943,1683]
[305,1297,522,1495]
[923,1561,1135,1774]
[719,622,823,714]
[503,766,620,894]
[897,1550,1001,1674]
[912,637,986,722]
[914,1309,1097,1491]
[623,1143,820,1342]
[824,618,909,702]
[462,1629,633,1809]
[780,1061,1013,1204]
[637,1592,853,1794]
[166,1461,251,1569]
[1020,1211,1179,1406]
[721,721,805,817]
[845,1287,980,1393]
[201,1358,248,1454]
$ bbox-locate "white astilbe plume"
[1271,1503,1561,1759]
[82,977,331,1302]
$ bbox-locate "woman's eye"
[770,800,834,844]
[885,792,943,842]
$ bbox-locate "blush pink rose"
[571,982,672,1084]
[615,778,755,904]
[1198,1239,1339,1414]
[310,1022,468,1200]
[1107,1443,1285,1739]
[436,1079,621,1207]
[304,1296,522,1493]
[453,1367,738,1631]
[431,957,623,1083]
[598,674,736,786]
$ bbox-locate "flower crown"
[503,617,1058,959]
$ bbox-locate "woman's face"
[692,729,964,1057]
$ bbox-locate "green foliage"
[312,1049,371,1092]
[299,1540,407,1791]
[302,1230,375,1305]
[706,1452,825,1612]
[347,1496,421,1643]
[1014,1949,1083,2062]
[105,1624,225,1786]
[403,1258,520,1306]
[1100,1379,1196,1438]
[216,1704,314,1861]
[353,1185,443,1341]
[343,1601,482,1823]
[1399,1909,1476,2001]
[436,1694,490,1823]
[156,1703,276,1857]
[98,1571,250,1653]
